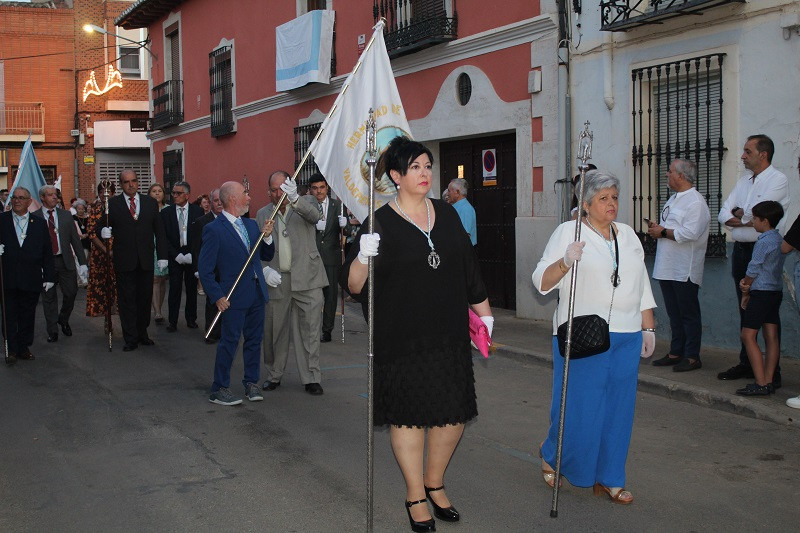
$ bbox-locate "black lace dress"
[341,199,487,427]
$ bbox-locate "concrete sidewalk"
[489,307,800,427]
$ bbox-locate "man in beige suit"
[257,171,328,395]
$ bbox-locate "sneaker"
[717,364,754,381]
[735,383,772,396]
[209,387,243,406]
[787,395,800,409]
[245,383,264,402]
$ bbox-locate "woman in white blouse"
[532,169,656,505]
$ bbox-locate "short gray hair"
[582,170,620,206]
[39,185,57,199]
[672,159,697,185]
[448,178,468,196]
[173,180,191,194]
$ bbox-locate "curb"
[490,342,800,428]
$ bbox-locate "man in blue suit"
[198,181,275,406]
[0,187,56,364]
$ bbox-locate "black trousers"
[167,260,198,327]
[2,288,40,354]
[116,266,154,345]
[321,263,340,335]
[732,241,781,371]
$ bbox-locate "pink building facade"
[118,0,563,313]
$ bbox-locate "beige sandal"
[593,483,633,505]
[538,442,562,488]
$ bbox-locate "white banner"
[275,10,335,92]
[308,21,412,223]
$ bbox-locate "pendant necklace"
[584,217,620,286]
[394,198,440,269]
[15,214,29,240]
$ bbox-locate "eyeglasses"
[171,190,187,196]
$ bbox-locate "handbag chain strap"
[607,224,619,326]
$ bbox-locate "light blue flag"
[8,134,47,212]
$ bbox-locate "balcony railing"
[374,0,457,58]
[0,102,45,141]
[152,80,183,130]
[601,0,745,32]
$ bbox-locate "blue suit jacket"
[198,214,274,309]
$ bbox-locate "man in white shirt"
[717,134,789,384]
[647,159,710,372]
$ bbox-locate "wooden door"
[440,133,517,309]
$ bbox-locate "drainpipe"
[557,0,571,208]
[603,32,615,110]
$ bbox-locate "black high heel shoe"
[405,498,436,532]
[424,485,460,522]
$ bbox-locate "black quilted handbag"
[557,314,610,359]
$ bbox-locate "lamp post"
[83,23,157,59]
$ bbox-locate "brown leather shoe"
[17,349,35,360]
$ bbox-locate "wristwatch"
[661,228,667,238]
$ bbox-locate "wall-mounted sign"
[83,155,95,165]
[130,118,152,132]
[82,66,123,102]
[482,148,497,186]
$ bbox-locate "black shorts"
[742,290,782,330]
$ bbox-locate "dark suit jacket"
[315,197,347,266]
[31,206,87,269]
[190,211,216,272]
[161,202,203,262]
[105,193,167,272]
[0,211,56,292]
[198,214,274,309]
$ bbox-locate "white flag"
[308,21,412,224]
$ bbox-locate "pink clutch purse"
[468,309,491,358]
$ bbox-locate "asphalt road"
[2,294,799,532]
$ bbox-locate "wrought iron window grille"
[152,80,183,130]
[601,0,745,32]
[374,0,457,58]
[210,46,235,138]
[631,53,727,257]
[294,123,322,189]
[162,149,183,197]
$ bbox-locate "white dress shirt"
[176,204,188,246]
[718,165,790,241]
[532,221,657,334]
[41,206,62,255]
[652,187,710,285]
[12,212,30,246]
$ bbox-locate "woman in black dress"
[343,137,493,532]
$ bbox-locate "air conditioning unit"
[70,129,80,136]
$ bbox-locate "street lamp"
[83,23,156,59]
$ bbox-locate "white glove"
[357,233,381,264]
[280,178,300,203]
[262,266,282,287]
[43,282,55,292]
[563,241,585,267]
[78,265,88,279]
[480,316,494,340]
[641,330,656,358]
[194,271,199,279]
[175,253,185,264]
[316,219,326,231]
[157,259,168,270]
[338,216,347,228]
[183,253,192,265]
[0,244,4,256]
[101,227,112,239]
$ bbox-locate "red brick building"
[1,0,150,203]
